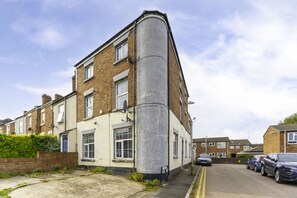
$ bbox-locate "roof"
[193,137,229,143]
[271,124,297,132]
[237,144,263,154]
[74,10,189,97]
[0,118,12,126]
[52,91,77,105]
[229,139,252,146]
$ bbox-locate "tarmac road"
[195,164,297,198]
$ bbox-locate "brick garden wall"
[0,152,78,173]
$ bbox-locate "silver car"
[196,154,212,166]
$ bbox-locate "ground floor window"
[83,133,94,159]
[115,127,132,159]
[61,134,68,152]
[173,132,178,158]
[217,152,226,158]
[209,153,215,157]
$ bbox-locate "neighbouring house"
[4,120,15,134]
[193,137,230,158]
[263,124,297,155]
[52,91,77,152]
[0,118,12,134]
[229,139,252,158]
[25,106,40,134]
[14,114,26,135]
[237,144,263,155]
[74,10,192,178]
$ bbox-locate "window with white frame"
[173,133,178,157]
[83,133,94,159]
[179,98,183,122]
[6,125,10,134]
[84,63,93,80]
[57,104,65,123]
[115,127,132,159]
[28,115,32,128]
[288,132,297,144]
[19,121,23,134]
[236,146,240,149]
[201,143,206,147]
[41,110,45,125]
[217,142,226,148]
[115,41,128,62]
[217,152,226,158]
[185,140,187,158]
[209,142,215,147]
[85,94,93,118]
[243,145,250,150]
[230,146,234,149]
[209,153,215,157]
[115,79,128,109]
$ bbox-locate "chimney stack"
[72,75,76,92]
[55,94,63,100]
[42,94,52,105]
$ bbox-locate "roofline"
[52,91,77,105]
[73,10,189,96]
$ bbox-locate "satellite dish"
[123,100,128,113]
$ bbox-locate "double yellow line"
[196,166,206,198]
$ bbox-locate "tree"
[279,113,297,125]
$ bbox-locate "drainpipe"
[133,21,137,172]
[284,130,287,153]
[167,30,170,174]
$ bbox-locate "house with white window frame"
[74,10,192,179]
[52,91,77,153]
[14,114,26,135]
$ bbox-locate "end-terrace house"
[0,118,12,134]
[4,120,15,134]
[74,10,192,178]
[229,139,252,157]
[14,114,26,135]
[52,91,77,152]
[194,137,229,158]
[263,124,297,154]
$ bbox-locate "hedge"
[0,134,60,158]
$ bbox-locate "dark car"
[246,155,266,172]
[261,153,297,183]
[196,154,212,166]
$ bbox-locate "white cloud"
[51,67,74,78]
[15,82,71,97]
[10,18,68,49]
[183,2,297,143]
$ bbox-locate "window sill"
[112,159,133,163]
[58,121,64,124]
[113,57,128,66]
[83,76,94,83]
[83,116,93,121]
[40,123,45,127]
[112,108,124,112]
[81,159,95,162]
[173,156,179,159]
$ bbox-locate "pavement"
[148,165,199,198]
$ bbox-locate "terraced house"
[74,10,192,178]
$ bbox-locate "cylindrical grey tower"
[136,14,168,177]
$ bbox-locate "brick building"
[74,10,192,178]
[263,124,297,154]
[194,137,230,158]
[0,118,12,134]
[229,139,252,157]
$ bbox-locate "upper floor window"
[209,142,215,147]
[217,142,226,148]
[6,125,10,134]
[230,146,234,149]
[41,109,45,125]
[236,145,240,149]
[115,41,128,62]
[84,63,93,80]
[243,145,250,150]
[179,97,183,122]
[85,94,93,118]
[28,115,32,128]
[201,143,206,147]
[288,132,297,144]
[115,79,128,109]
[57,104,65,123]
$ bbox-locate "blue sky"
[1,0,297,143]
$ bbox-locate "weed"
[17,182,29,187]
[0,172,16,179]
[0,188,12,198]
[89,167,113,175]
[144,179,161,191]
[127,172,143,182]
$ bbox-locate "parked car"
[261,153,297,183]
[196,154,212,166]
[246,155,266,172]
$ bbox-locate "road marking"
[202,167,206,198]
[196,166,206,198]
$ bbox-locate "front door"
[182,139,184,166]
[61,134,68,152]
